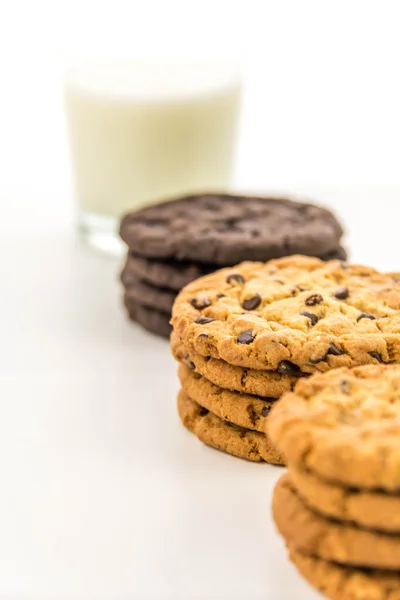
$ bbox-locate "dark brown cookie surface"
[122,245,348,292]
[123,296,171,339]
[121,254,215,292]
[120,194,344,264]
[122,271,176,314]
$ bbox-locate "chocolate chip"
[300,311,319,326]
[198,407,209,416]
[277,361,302,375]
[184,354,195,370]
[261,405,271,417]
[237,329,255,344]
[242,294,262,310]
[369,351,383,363]
[191,298,211,310]
[340,380,351,394]
[305,293,323,306]
[357,312,376,322]
[216,293,225,298]
[195,316,216,325]
[226,273,245,284]
[334,286,349,300]
[247,405,259,426]
[327,342,344,356]
[309,354,327,364]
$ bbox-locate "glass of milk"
[64,60,242,254]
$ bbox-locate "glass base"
[78,210,124,256]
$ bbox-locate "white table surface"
[1,190,399,600]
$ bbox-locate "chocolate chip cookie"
[290,549,400,600]
[268,364,400,491]
[171,332,300,397]
[178,364,277,433]
[273,474,400,570]
[172,255,400,374]
[120,194,345,264]
[291,467,400,533]
[177,390,284,464]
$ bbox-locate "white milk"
[65,61,241,252]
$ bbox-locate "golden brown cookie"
[178,364,277,433]
[290,549,400,600]
[291,466,400,533]
[171,255,400,373]
[171,331,300,397]
[268,364,400,491]
[177,390,284,464]
[273,474,400,570]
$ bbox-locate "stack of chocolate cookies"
[269,363,400,600]
[172,255,400,464]
[119,193,346,338]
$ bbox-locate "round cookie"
[124,296,171,339]
[290,549,400,600]
[178,364,277,433]
[121,254,215,292]
[177,390,284,464]
[171,332,300,397]
[291,466,400,533]
[268,364,400,491]
[172,255,400,373]
[122,246,348,292]
[120,194,344,264]
[123,274,176,313]
[273,474,400,570]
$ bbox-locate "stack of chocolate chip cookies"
[269,364,400,600]
[119,193,346,338]
[172,255,400,464]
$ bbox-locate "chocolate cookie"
[268,364,400,491]
[123,274,176,314]
[178,364,277,433]
[172,255,400,374]
[171,332,301,397]
[122,246,348,292]
[120,194,344,264]
[121,254,215,292]
[273,474,400,570]
[290,549,400,600]
[291,467,400,533]
[123,296,171,339]
[177,390,284,464]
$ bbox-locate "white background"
[0,0,399,231]
[0,2,399,599]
